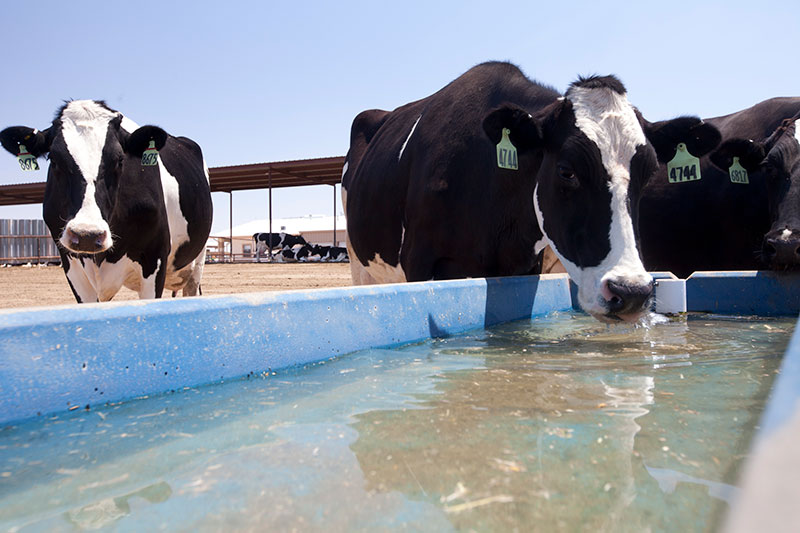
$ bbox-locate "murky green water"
[0,312,793,532]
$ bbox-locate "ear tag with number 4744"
[141,140,159,166]
[667,143,701,183]
[16,144,39,172]
[729,156,749,184]
[496,128,518,170]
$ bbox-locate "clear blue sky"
[1,1,797,233]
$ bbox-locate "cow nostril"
[66,229,80,245]
[763,241,777,259]
[605,279,653,314]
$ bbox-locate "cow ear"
[482,104,543,150]
[125,126,168,157]
[0,126,52,158]
[709,138,766,173]
[643,116,721,163]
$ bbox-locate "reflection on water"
[0,312,792,531]
[348,314,788,531]
[65,482,171,530]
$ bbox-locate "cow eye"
[557,165,579,189]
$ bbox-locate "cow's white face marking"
[781,228,793,241]
[398,114,422,161]
[535,87,652,318]
[341,161,349,179]
[59,101,121,252]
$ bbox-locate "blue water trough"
[0,270,799,527]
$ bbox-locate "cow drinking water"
[0,100,213,302]
[342,62,720,322]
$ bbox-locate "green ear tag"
[496,128,518,170]
[729,156,749,184]
[666,143,701,184]
[141,140,158,166]
[16,144,39,172]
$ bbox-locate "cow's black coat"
[639,97,800,277]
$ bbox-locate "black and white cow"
[253,232,307,257]
[0,100,212,302]
[314,244,347,263]
[320,245,348,262]
[709,106,800,270]
[273,243,313,262]
[638,97,800,277]
[342,62,720,322]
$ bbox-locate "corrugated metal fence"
[0,220,59,265]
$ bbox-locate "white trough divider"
[654,279,687,314]
[0,274,573,426]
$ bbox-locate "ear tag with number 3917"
[667,143,701,184]
[729,156,749,184]
[141,140,159,166]
[16,144,39,172]
[496,128,518,170]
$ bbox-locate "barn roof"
[0,155,346,206]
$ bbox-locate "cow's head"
[0,100,167,255]
[711,116,800,269]
[483,76,720,321]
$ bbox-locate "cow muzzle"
[62,227,111,254]
[600,278,654,322]
[762,230,800,270]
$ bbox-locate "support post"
[268,168,273,262]
[332,184,337,246]
[229,191,233,263]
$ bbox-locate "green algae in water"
[0,312,792,531]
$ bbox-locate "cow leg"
[346,237,380,284]
[401,248,436,282]
[95,259,134,301]
[154,256,167,298]
[137,256,167,299]
[64,257,98,303]
[182,249,206,297]
[349,259,376,284]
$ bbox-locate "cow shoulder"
[345,103,427,268]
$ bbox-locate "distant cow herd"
[252,232,348,263]
[2,61,799,323]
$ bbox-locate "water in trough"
[0,312,793,531]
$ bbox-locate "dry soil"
[0,262,353,309]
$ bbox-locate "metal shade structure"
[0,156,346,205]
[0,182,49,207]
[210,156,345,193]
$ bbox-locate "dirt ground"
[0,262,354,310]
